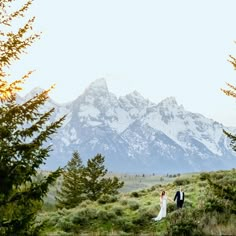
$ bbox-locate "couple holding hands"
[153,187,184,221]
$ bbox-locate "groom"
[174,186,184,209]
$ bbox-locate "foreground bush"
[166,209,205,236]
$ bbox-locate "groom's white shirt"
[180,191,183,200]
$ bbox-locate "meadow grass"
[39,169,236,235]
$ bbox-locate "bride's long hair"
[160,191,165,198]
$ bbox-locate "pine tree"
[82,154,124,201]
[221,54,236,151]
[0,1,65,235]
[205,50,236,215]
[56,151,85,209]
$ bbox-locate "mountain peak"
[24,87,44,99]
[129,90,144,98]
[120,90,147,105]
[158,96,178,107]
[78,78,112,107]
[86,78,108,92]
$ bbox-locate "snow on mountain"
[71,79,152,134]
[18,79,236,173]
[143,98,224,156]
[23,87,44,99]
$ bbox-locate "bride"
[153,191,171,221]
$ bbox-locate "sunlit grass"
[38,169,236,235]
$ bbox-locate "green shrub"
[167,220,203,236]
[57,208,70,216]
[199,172,210,181]
[198,181,207,187]
[79,199,93,208]
[205,197,225,213]
[167,209,205,236]
[186,186,194,192]
[43,202,57,212]
[120,221,135,233]
[46,213,61,227]
[217,176,236,186]
[71,213,88,226]
[97,194,118,204]
[167,202,176,212]
[150,186,156,191]
[120,199,128,206]
[174,178,190,186]
[96,209,116,221]
[112,218,135,233]
[104,205,111,210]
[112,206,124,216]
[130,191,139,198]
[56,218,74,232]
[71,208,97,226]
[53,231,74,236]
[152,191,160,197]
[135,207,156,223]
[211,172,225,180]
[128,200,140,211]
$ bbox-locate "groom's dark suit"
[174,190,184,208]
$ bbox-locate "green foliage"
[97,194,118,204]
[205,51,236,224]
[0,0,65,234]
[97,209,116,221]
[120,199,128,206]
[111,206,124,216]
[167,202,176,212]
[39,169,236,235]
[128,200,140,211]
[206,173,236,214]
[82,153,124,201]
[205,197,226,213]
[199,172,210,181]
[130,191,139,198]
[72,207,97,225]
[56,218,74,233]
[56,151,85,209]
[135,205,158,224]
[221,52,236,151]
[56,153,124,208]
[79,199,93,208]
[174,177,190,186]
[166,209,205,236]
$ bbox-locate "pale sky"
[12,0,236,126]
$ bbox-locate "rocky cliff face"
[22,78,236,173]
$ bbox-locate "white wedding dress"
[153,195,167,221]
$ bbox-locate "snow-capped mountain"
[22,78,236,173]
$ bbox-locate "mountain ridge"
[21,79,236,173]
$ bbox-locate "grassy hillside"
[42,172,185,208]
[38,169,236,235]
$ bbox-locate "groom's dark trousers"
[174,191,184,208]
